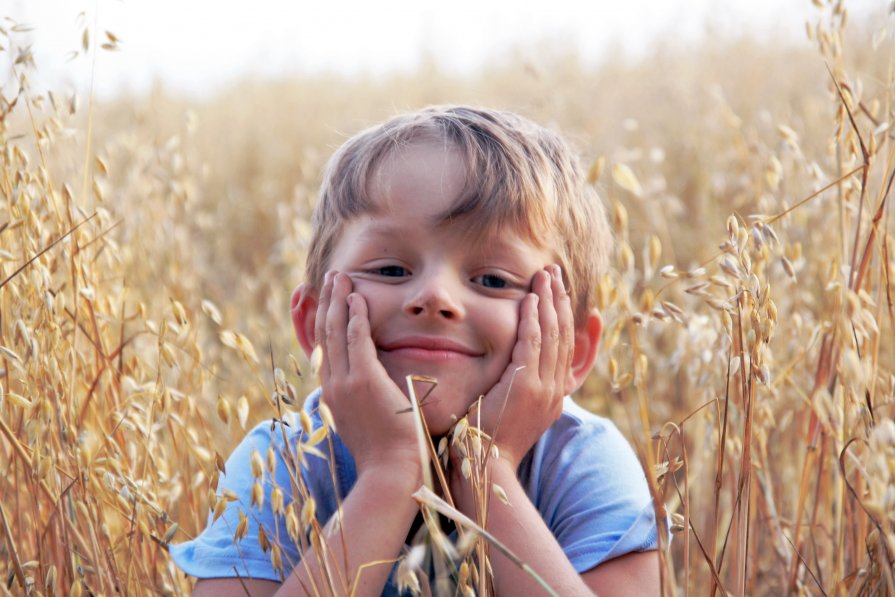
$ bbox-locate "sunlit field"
[1,2,894,595]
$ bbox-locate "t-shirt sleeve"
[168,419,303,582]
[521,398,659,573]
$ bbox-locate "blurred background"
[1,1,894,595]
[9,0,868,97]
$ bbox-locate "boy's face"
[321,141,558,435]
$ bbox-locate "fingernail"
[324,271,334,285]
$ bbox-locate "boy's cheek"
[342,276,375,305]
[343,278,384,331]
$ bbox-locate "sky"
[5,0,882,98]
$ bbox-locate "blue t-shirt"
[169,389,658,593]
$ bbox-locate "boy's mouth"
[378,336,481,361]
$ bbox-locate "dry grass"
[1,1,894,595]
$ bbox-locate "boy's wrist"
[355,453,426,491]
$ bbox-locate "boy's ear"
[291,283,318,359]
[565,308,603,394]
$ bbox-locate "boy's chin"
[392,377,487,436]
[415,395,480,438]
[422,414,461,438]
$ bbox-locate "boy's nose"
[403,274,465,320]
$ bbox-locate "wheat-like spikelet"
[2,2,894,595]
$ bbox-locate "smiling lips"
[378,337,481,361]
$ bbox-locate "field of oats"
[2,2,894,595]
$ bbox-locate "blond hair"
[305,105,611,321]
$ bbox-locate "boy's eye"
[376,265,409,277]
[475,274,509,289]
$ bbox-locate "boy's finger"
[536,269,559,382]
[551,265,575,390]
[345,293,379,371]
[486,292,538,413]
[510,292,541,374]
[323,273,352,376]
[314,271,335,380]
[314,271,335,349]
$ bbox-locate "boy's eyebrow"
[356,220,406,239]
[357,216,544,260]
[358,214,448,237]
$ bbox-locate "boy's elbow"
[581,550,661,596]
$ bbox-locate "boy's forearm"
[277,468,420,597]
[451,458,594,597]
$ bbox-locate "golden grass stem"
[411,486,558,597]
[0,213,97,290]
[710,352,732,597]
[763,165,863,227]
[0,505,25,592]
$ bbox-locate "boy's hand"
[475,265,574,469]
[315,271,423,480]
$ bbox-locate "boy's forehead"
[369,142,466,202]
[346,211,552,263]
[359,138,555,257]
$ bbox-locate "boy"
[170,106,660,595]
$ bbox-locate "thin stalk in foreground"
[411,486,559,597]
